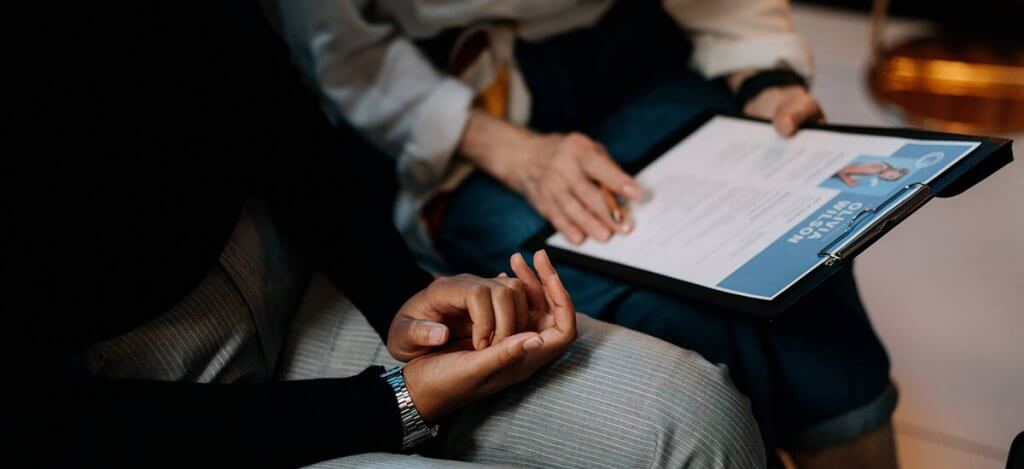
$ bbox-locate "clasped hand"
[386,250,577,423]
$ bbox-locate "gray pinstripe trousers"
[85,206,765,468]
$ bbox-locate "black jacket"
[4,1,434,466]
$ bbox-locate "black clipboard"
[525,112,1014,319]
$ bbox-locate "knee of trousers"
[577,316,766,468]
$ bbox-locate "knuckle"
[494,285,514,301]
[565,132,590,146]
[469,284,490,299]
[449,274,472,284]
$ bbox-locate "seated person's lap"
[286,275,765,468]
[434,3,894,453]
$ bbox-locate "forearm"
[456,109,544,190]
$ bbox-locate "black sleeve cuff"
[735,69,808,107]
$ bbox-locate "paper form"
[547,116,980,300]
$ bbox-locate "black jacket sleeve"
[255,47,436,341]
[9,367,403,467]
[4,0,433,466]
[232,0,435,340]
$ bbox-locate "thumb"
[469,331,542,374]
[773,113,797,136]
[392,317,449,360]
[774,97,822,136]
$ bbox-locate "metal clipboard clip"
[818,182,934,266]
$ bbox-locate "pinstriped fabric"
[84,260,269,382]
[81,204,765,467]
[84,204,300,383]
[284,275,766,469]
[276,274,400,380]
[312,453,517,468]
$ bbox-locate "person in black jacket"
[3,1,763,467]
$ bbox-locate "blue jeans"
[433,1,896,455]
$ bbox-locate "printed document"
[547,116,979,300]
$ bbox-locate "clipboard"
[526,112,1014,319]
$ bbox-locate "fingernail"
[523,337,543,351]
[427,324,447,344]
[622,184,642,200]
[618,220,633,233]
[598,230,611,241]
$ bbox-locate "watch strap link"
[381,366,439,451]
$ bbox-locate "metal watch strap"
[380,366,439,451]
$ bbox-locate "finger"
[534,250,576,339]
[531,250,556,311]
[468,331,542,377]
[541,271,576,341]
[494,275,529,332]
[510,252,547,315]
[545,203,584,244]
[555,191,610,242]
[569,177,619,234]
[465,283,497,350]
[406,318,449,347]
[484,279,518,344]
[390,317,449,361]
[582,150,642,200]
[532,249,558,284]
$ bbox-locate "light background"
[790,4,1024,467]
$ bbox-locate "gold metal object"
[867,0,1024,133]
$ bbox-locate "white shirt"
[273,0,813,264]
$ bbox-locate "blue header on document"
[718,142,976,299]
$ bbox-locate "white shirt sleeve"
[662,0,813,81]
[275,0,474,195]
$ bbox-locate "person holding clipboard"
[275,0,897,466]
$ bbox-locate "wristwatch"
[380,366,440,451]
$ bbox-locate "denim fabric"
[434,1,894,455]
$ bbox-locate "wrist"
[732,69,808,108]
[457,109,542,187]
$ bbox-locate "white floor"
[790,4,1024,468]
